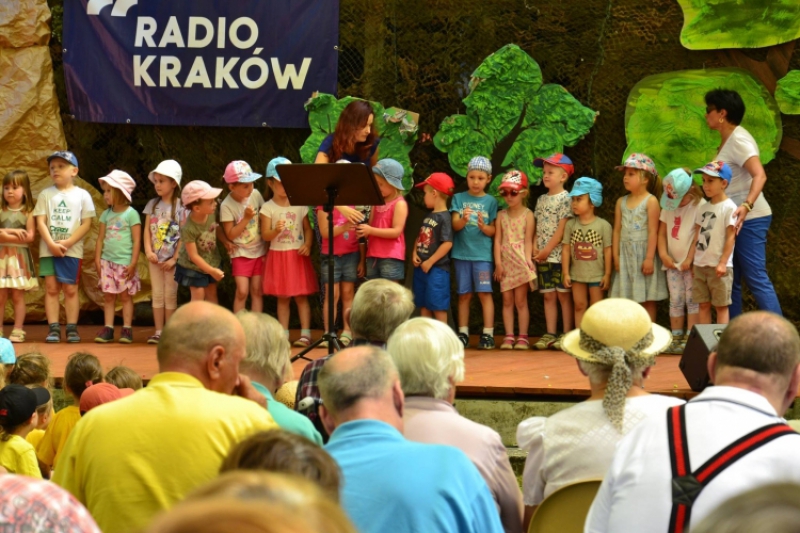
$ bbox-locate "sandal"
[8,329,25,343]
[340,332,353,347]
[514,337,531,350]
[500,335,515,350]
[292,335,312,348]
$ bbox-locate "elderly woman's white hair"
[235,311,292,388]
[386,317,465,400]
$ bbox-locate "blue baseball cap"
[0,338,15,365]
[569,177,603,207]
[47,150,79,168]
[661,168,693,211]
[372,159,405,190]
[266,157,291,181]
[533,153,574,176]
[693,161,732,184]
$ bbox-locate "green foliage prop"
[677,0,800,50]
[624,68,782,179]
[299,93,418,191]
[776,71,800,115]
[433,44,597,188]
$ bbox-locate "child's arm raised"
[298,215,313,257]
[128,220,141,281]
[357,200,408,240]
[657,221,676,270]
[493,213,504,281]
[612,198,622,272]
[260,213,285,241]
[95,221,106,276]
[223,204,256,242]
[185,242,224,281]
[642,195,660,275]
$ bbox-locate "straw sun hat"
[560,298,672,429]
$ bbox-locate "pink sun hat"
[99,170,136,202]
[181,180,223,205]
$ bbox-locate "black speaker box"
[679,324,727,392]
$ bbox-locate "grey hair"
[386,317,464,400]
[318,347,398,415]
[349,279,414,343]
[692,483,800,533]
[236,311,292,385]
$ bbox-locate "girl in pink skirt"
[260,157,318,347]
[0,170,38,342]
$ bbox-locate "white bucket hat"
[148,160,183,187]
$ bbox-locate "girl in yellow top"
[0,384,50,477]
[8,352,53,449]
[37,352,102,475]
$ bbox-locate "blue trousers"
[730,215,782,318]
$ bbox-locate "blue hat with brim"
[692,161,732,185]
[372,159,405,190]
[266,157,291,181]
[661,168,693,211]
[47,151,79,168]
[569,177,603,207]
[0,338,15,365]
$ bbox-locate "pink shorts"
[232,255,266,278]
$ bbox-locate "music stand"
[276,162,385,362]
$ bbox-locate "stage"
[10,326,696,401]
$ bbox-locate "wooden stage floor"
[11,326,696,401]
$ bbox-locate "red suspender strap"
[666,405,796,533]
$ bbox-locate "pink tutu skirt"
[99,259,141,295]
[263,249,318,297]
[0,245,38,290]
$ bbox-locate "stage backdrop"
[62,0,339,127]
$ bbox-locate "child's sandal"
[500,335,515,350]
[340,332,353,347]
[8,329,25,343]
[292,335,312,348]
[514,337,531,350]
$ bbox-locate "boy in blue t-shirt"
[450,157,498,349]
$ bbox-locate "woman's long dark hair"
[329,100,378,162]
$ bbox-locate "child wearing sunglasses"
[494,170,537,350]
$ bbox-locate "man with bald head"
[54,302,278,533]
[319,346,503,533]
[586,311,800,533]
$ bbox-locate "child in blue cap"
[561,177,612,327]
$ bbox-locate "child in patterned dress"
[494,171,537,350]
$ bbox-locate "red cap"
[415,172,455,196]
[79,383,134,414]
[498,170,529,192]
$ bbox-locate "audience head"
[235,311,292,392]
[9,351,52,388]
[157,301,246,394]
[386,317,464,402]
[0,476,101,532]
[318,346,403,434]
[0,384,50,439]
[692,483,800,533]
[711,311,800,414]
[79,383,134,415]
[0,338,15,382]
[349,279,414,343]
[105,365,143,390]
[561,298,671,430]
[28,384,54,430]
[221,430,341,501]
[64,352,103,400]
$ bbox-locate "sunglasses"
[499,189,520,197]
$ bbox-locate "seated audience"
[0,475,101,532]
[0,384,50,477]
[78,382,134,415]
[295,279,414,438]
[8,352,53,451]
[221,429,340,501]
[1,338,15,381]
[585,311,800,532]
[319,346,503,533]
[236,311,322,444]
[517,298,682,526]
[387,317,523,533]
[691,483,800,533]
[54,301,278,533]
[105,365,144,390]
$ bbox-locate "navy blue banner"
[63,0,339,128]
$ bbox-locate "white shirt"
[693,198,737,268]
[220,191,266,259]
[585,386,800,533]
[517,395,684,506]
[33,186,96,259]
[717,126,771,220]
[259,200,308,252]
[659,199,706,268]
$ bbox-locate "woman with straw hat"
[516,298,684,527]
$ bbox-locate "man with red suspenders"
[585,311,800,533]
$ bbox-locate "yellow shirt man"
[54,372,277,533]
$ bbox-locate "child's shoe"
[8,329,25,343]
[94,327,114,343]
[293,335,312,348]
[147,332,161,344]
[45,324,61,343]
[120,327,133,344]
[534,333,557,350]
[457,332,470,349]
[551,334,565,351]
[66,324,81,343]
[514,336,530,350]
[500,335,515,350]
[478,333,495,350]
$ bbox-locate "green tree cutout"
[776,71,800,115]
[299,93,418,191]
[433,44,597,197]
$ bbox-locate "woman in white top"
[516,299,684,529]
[703,89,781,318]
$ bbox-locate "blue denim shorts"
[320,252,360,284]
[175,264,216,288]
[413,266,451,311]
[454,259,493,294]
[366,257,405,281]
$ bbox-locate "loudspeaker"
[679,324,727,392]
